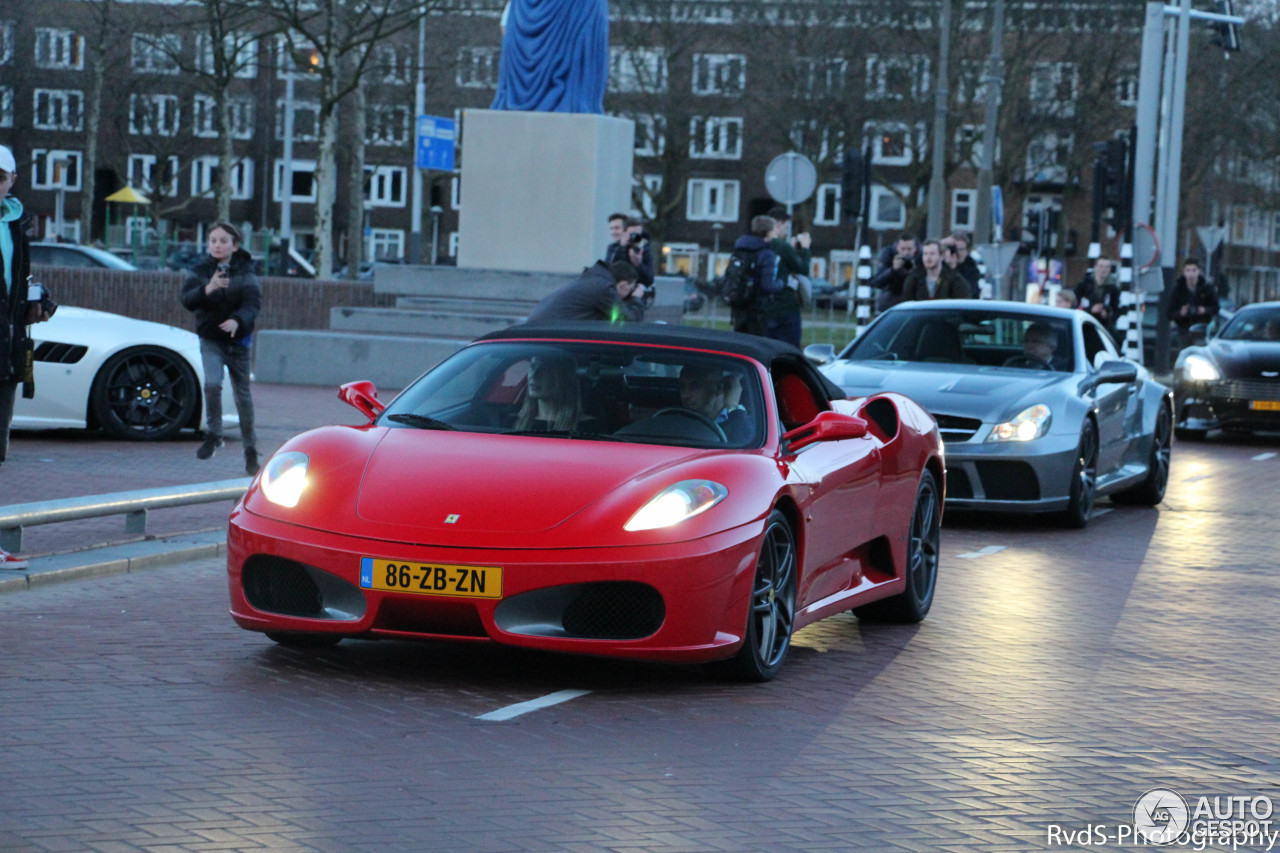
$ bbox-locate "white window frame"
[192,156,254,200]
[867,121,918,166]
[129,93,180,137]
[609,47,667,94]
[1029,61,1078,118]
[0,86,11,128]
[197,33,258,79]
[33,89,84,132]
[869,184,908,230]
[368,228,405,261]
[954,123,999,168]
[0,20,13,66]
[1115,65,1139,107]
[663,242,699,277]
[789,120,844,163]
[814,183,842,227]
[372,44,411,84]
[275,99,320,142]
[31,149,82,190]
[686,178,739,223]
[274,159,317,203]
[367,103,410,147]
[451,174,461,210]
[951,189,975,230]
[447,232,459,258]
[625,112,665,157]
[193,95,254,140]
[689,116,743,160]
[794,57,846,99]
[128,153,179,197]
[1024,131,1073,184]
[456,46,500,89]
[35,28,83,70]
[366,165,407,207]
[692,53,745,97]
[131,33,180,75]
[631,173,662,221]
[866,54,929,101]
[275,34,321,80]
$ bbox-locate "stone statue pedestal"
[457,109,634,274]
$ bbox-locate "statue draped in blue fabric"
[492,0,608,114]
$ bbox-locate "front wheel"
[1060,420,1099,528]
[721,510,797,682]
[854,470,941,623]
[90,346,199,440]
[1114,404,1172,506]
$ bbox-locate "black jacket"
[603,241,655,286]
[2,210,34,385]
[1170,276,1220,330]
[181,247,262,342]
[527,261,646,323]
[1074,272,1121,330]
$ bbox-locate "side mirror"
[338,380,385,421]
[1095,361,1138,385]
[783,411,868,451]
[803,343,836,366]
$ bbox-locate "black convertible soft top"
[476,322,848,401]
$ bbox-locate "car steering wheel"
[652,407,727,441]
[1002,355,1054,370]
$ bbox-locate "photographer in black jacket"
[869,232,920,312]
[604,214,655,287]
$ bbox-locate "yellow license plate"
[360,557,502,599]
[1249,400,1280,411]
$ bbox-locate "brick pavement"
[1,435,1279,851]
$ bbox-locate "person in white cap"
[1,143,57,570]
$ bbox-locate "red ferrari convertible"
[227,324,944,680]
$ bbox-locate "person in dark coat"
[729,216,779,338]
[764,207,811,348]
[181,222,262,474]
[527,260,644,323]
[950,231,982,298]
[901,240,971,301]
[1074,257,1121,337]
[869,232,920,312]
[603,214,655,287]
[1170,257,1220,345]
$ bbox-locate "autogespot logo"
[1135,788,1191,845]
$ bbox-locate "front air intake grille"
[934,413,983,443]
[562,582,665,640]
[1215,379,1280,401]
[242,556,324,617]
[976,461,1040,501]
[946,467,974,499]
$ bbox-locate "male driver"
[901,240,971,301]
[1,143,57,569]
[527,260,645,323]
[677,364,752,444]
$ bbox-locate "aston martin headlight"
[624,480,728,532]
[987,404,1052,442]
[259,451,309,508]
[1183,354,1220,382]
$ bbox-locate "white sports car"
[13,306,237,441]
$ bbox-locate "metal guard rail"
[0,478,251,553]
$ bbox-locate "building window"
[274,159,317,202]
[610,47,667,93]
[365,165,406,207]
[1115,65,1139,107]
[131,33,180,75]
[367,103,410,146]
[275,99,320,142]
[620,112,665,157]
[456,46,500,89]
[692,53,745,97]
[954,60,986,105]
[369,228,405,261]
[662,242,699,277]
[192,156,254,200]
[372,45,411,84]
[632,174,661,220]
[193,95,254,140]
[129,93,180,137]
[35,28,83,70]
[275,34,320,80]
[866,54,928,101]
[951,189,975,230]
[814,183,841,226]
[1024,131,1073,184]
[33,89,84,131]
[869,185,908,230]
[0,20,13,65]
[686,178,739,222]
[451,174,461,210]
[448,232,459,258]
[31,149,82,190]
[0,86,11,128]
[197,33,258,78]
[128,153,179,197]
[1029,61,1078,118]
[793,57,846,99]
[689,116,742,160]
[788,120,844,163]
[867,122,916,166]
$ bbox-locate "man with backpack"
[721,215,778,338]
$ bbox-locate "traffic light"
[841,147,865,220]
[1212,0,1240,52]
[1102,138,1127,209]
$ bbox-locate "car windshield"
[844,308,1076,372]
[380,340,766,449]
[1218,307,1280,342]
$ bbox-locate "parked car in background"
[1173,301,1280,439]
[28,243,138,270]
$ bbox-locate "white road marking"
[957,545,1007,560]
[1091,507,1113,518]
[476,689,591,721]
[1182,474,1212,483]
[1252,452,1277,461]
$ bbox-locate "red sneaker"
[0,548,30,570]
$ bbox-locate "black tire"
[1060,420,1099,528]
[265,632,343,649]
[854,470,941,623]
[722,510,797,682]
[90,346,199,441]
[1114,404,1172,506]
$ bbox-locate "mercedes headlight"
[1182,354,1220,382]
[259,451,309,507]
[987,404,1052,442]
[624,480,728,531]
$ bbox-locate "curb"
[0,530,227,594]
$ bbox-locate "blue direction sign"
[416,115,456,171]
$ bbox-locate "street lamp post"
[430,205,443,264]
[409,15,426,264]
[280,58,296,247]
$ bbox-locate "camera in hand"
[900,258,913,271]
[217,262,231,274]
[628,230,651,247]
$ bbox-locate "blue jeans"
[200,339,256,449]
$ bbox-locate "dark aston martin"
[1173,301,1280,439]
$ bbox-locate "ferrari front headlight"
[1183,354,1220,382]
[260,451,309,507]
[987,404,1052,442]
[624,480,728,532]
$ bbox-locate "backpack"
[718,248,760,309]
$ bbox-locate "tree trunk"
[345,77,367,280]
[216,94,233,223]
[314,99,339,279]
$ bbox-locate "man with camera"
[604,214,655,287]
[1,144,57,568]
[869,232,920,312]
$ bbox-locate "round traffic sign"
[764,152,817,206]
